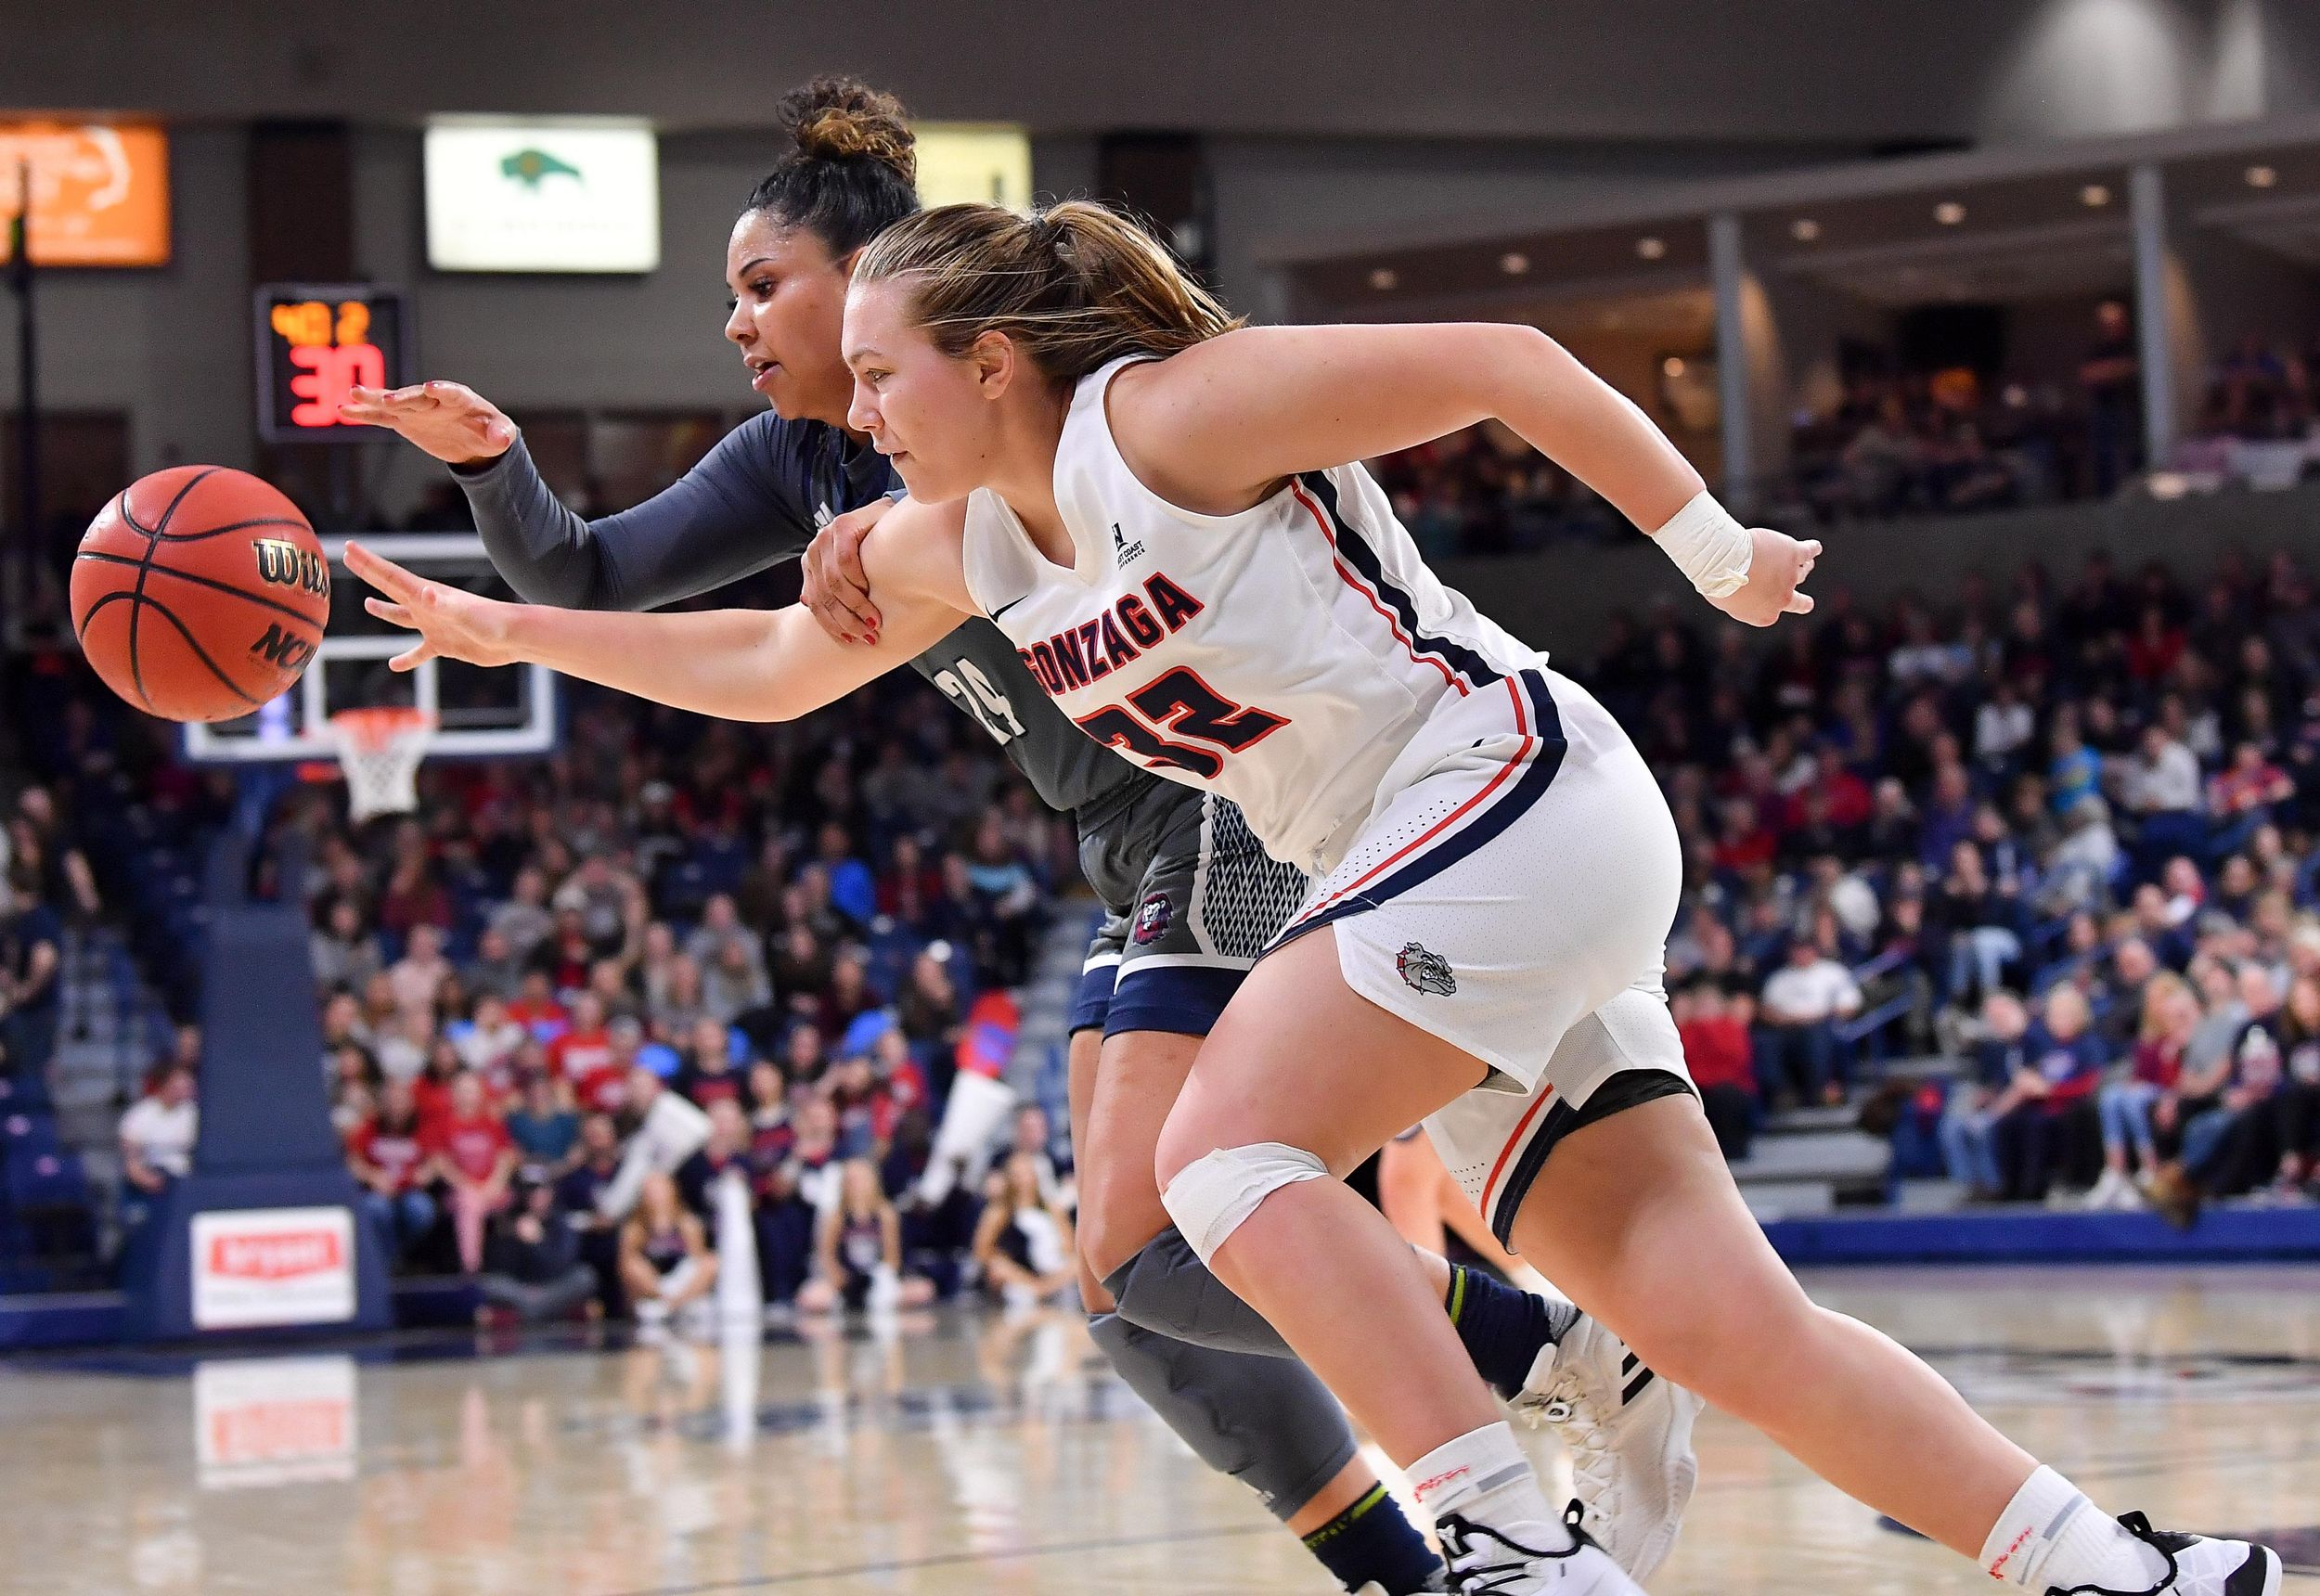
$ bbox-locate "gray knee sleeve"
[1102,1227,1295,1358]
[1086,1310,1356,1520]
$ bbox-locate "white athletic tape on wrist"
[1651,490,1753,598]
[1161,1142,1330,1266]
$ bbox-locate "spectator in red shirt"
[2123,603,2187,685]
[424,1072,517,1273]
[348,1078,435,1264]
[2210,740,2296,857]
[410,1040,466,1136]
[866,1026,927,1122]
[574,1018,651,1116]
[877,834,946,922]
[378,821,454,937]
[1780,750,1872,836]
[506,969,570,1043]
[2091,971,2197,1208]
[1711,794,1779,878]
[1676,981,1759,1160]
[547,992,614,1090]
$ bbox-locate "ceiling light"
[2247,164,2278,188]
[1934,201,1966,225]
[1499,251,1529,275]
[2081,184,2110,208]
[1790,218,1821,241]
[1368,267,1398,290]
[1662,357,1685,377]
[1636,236,1667,260]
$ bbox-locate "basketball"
[70,466,330,723]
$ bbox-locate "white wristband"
[1650,490,1753,598]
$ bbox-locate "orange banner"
[0,122,170,266]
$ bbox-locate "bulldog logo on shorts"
[1396,942,1457,996]
[1133,892,1174,945]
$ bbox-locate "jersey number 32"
[1075,667,1289,779]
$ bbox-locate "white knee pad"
[1161,1142,1329,1267]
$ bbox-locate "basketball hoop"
[326,706,435,821]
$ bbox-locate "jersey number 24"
[932,661,1027,745]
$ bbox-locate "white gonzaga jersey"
[962,355,1538,875]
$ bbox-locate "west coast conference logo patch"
[1397,942,1457,995]
[1132,892,1173,945]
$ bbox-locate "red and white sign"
[190,1207,355,1330]
[194,1355,357,1489]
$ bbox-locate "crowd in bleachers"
[1621,544,2320,1215]
[1377,310,2320,556]
[285,669,1086,1323]
[1,626,1097,1312]
[14,508,2320,1309]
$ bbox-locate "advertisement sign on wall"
[190,1207,355,1331]
[0,122,170,266]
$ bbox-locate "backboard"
[181,534,560,765]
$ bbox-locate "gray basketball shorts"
[1071,785,1311,1039]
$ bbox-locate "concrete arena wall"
[1437,482,2320,663]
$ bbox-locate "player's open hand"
[347,541,519,672]
[1708,527,1821,628]
[802,496,894,645]
[337,380,517,468]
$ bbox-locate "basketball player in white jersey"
[347,74,1701,1592]
[351,200,2280,1596]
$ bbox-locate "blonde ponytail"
[852,200,1242,380]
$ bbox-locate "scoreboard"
[253,284,408,443]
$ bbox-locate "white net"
[326,707,435,822]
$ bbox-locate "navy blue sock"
[1445,1261,1577,1400]
[1302,1482,1445,1594]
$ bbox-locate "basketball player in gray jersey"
[344,75,1695,1590]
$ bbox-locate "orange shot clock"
[253,284,409,443]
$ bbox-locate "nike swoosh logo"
[989,596,1028,621]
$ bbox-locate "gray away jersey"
[451,412,1150,824]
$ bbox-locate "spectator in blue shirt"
[1991,986,2108,1201]
[814,821,879,932]
[2047,714,2104,817]
[505,1073,581,1179]
[1940,990,2030,1198]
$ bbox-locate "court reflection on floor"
[5,1268,2320,1595]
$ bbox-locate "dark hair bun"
[779,75,915,187]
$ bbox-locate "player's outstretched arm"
[1109,323,1819,625]
[346,498,973,722]
[341,380,817,611]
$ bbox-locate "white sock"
[1979,1466,2168,1591]
[1408,1421,1574,1550]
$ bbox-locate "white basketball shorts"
[1269,663,1695,1244]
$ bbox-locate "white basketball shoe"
[2064,1514,2281,1596]
[1511,1311,1700,1582]
[1437,1503,1645,1594]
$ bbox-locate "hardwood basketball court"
[5,1265,2318,1593]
